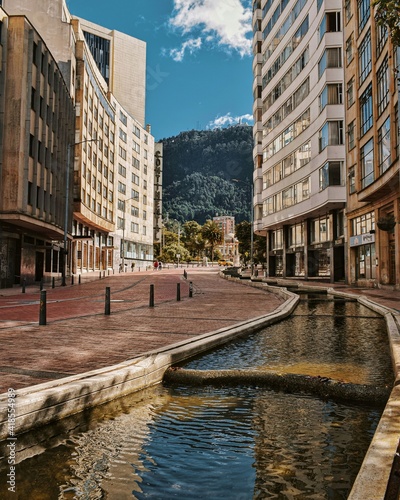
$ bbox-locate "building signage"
[349,233,375,247]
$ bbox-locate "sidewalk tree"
[235,221,251,260]
[182,220,202,257]
[236,220,265,265]
[159,243,190,263]
[201,220,223,262]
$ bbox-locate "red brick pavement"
[0,268,285,393]
[1,269,399,395]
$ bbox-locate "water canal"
[0,292,393,499]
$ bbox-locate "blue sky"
[66,0,254,141]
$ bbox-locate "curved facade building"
[252,0,346,281]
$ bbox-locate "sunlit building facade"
[343,0,400,287]
[0,9,75,287]
[252,0,346,281]
[1,0,157,281]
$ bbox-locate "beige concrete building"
[252,0,346,281]
[74,17,146,126]
[343,0,400,287]
[0,0,158,283]
[0,9,75,287]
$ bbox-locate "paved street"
[0,268,284,393]
[0,268,399,395]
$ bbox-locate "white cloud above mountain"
[208,112,253,129]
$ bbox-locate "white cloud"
[208,112,253,129]
[168,0,252,59]
[168,37,203,62]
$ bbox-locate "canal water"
[0,293,393,499]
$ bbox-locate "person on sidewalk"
[154,260,159,271]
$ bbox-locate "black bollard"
[189,281,193,298]
[99,272,102,280]
[79,274,81,284]
[177,283,181,302]
[149,284,154,307]
[22,278,26,294]
[52,277,55,288]
[71,275,74,285]
[39,290,46,326]
[105,286,111,315]
[183,270,187,279]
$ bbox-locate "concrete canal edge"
[329,289,400,500]
[0,282,299,441]
[1,276,399,499]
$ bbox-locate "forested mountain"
[160,125,253,224]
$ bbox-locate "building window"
[345,0,352,23]
[117,217,124,230]
[131,222,139,233]
[360,138,374,188]
[348,120,355,150]
[119,111,127,126]
[118,163,126,178]
[310,217,330,243]
[360,84,373,136]
[271,229,283,250]
[118,146,127,160]
[346,35,353,64]
[319,162,342,191]
[358,0,370,33]
[319,83,343,111]
[349,166,356,194]
[352,212,375,235]
[118,181,126,195]
[376,22,388,57]
[318,48,342,79]
[319,11,341,39]
[359,30,371,84]
[378,117,391,174]
[119,128,127,143]
[377,56,389,116]
[347,77,355,108]
[130,189,139,201]
[319,121,344,151]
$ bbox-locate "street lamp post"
[62,138,99,286]
[232,179,254,275]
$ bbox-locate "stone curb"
[0,285,299,440]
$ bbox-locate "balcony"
[358,163,399,203]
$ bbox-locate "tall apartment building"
[0,0,158,284]
[252,0,346,281]
[0,9,75,288]
[344,0,400,287]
